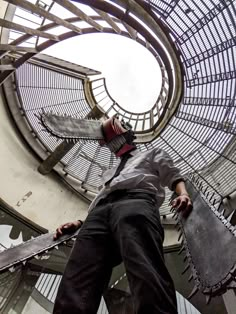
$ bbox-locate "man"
[52,115,192,314]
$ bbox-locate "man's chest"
[102,151,153,183]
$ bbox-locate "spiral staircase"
[0,1,236,313]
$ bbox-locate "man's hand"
[171,194,193,218]
[53,221,82,240]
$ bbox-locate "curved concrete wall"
[0,90,89,230]
[0,1,88,229]
[0,3,89,232]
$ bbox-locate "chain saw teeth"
[40,111,104,141]
[172,179,236,302]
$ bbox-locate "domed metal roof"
[1,0,236,216]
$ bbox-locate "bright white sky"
[44,33,162,113]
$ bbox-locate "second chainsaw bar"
[40,111,104,141]
[172,180,236,303]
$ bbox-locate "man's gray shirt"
[88,148,184,212]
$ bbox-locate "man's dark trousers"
[53,191,177,314]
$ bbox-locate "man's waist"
[97,189,156,205]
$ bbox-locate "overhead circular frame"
[0,0,184,143]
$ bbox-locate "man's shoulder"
[130,149,152,158]
[130,147,170,161]
[147,147,172,161]
[142,147,166,155]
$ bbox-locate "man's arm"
[53,220,83,240]
[152,149,192,217]
[152,148,186,191]
[175,180,189,196]
[172,181,192,218]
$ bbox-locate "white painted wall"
[21,297,50,314]
[0,89,89,229]
[164,227,180,247]
[0,1,89,229]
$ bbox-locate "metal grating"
[1,0,236,216]
[0,0,178,137]
[89,77,168,132]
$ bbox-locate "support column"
[38,141,74,175]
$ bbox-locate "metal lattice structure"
[0,0,236,216]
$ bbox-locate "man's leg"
[53,204,114,314]
[110,196,177,314]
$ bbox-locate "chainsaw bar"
[172,180,236,303]
[40,111,104,142]
[0,230,79,273]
